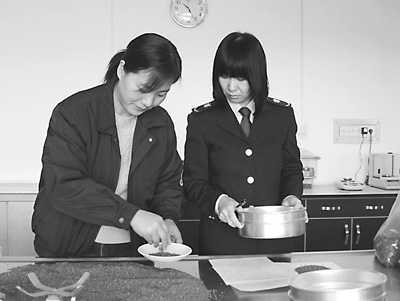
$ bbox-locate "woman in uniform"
[183,32,304,255]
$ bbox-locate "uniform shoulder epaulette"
[191,101,217,113]
[267,97,292,107]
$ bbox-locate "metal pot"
[288,269,387,301]
[237,206,308,239]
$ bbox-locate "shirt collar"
[228,100,255,123]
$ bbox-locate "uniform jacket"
[183,98,304,254]
[32,79,183,257]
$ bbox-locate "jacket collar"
[215,105,244,139]
[98,79,117,135]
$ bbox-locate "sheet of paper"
[209,257,341,291]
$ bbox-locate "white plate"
[137,243,192,263]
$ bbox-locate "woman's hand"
[281,196,304,209]
[165,219,183,244]
[217,196,244,228]
[130,210,170,249]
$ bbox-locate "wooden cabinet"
[0,184,397,256]
[7,201,36,256]
[0,184,37,257]
[179,199,201,254]
[304,194,396,251]
[0,203,6,256]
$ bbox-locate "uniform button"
[118,217,125,223]
[245,149,253,156]
[149,138,153,143]
[247,176,255,184]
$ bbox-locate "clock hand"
[182,3,192,14]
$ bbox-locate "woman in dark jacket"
[183,32,304,255]
[32,33,184,257]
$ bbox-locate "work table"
[1,250,399,300]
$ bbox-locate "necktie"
[239,107,251,137]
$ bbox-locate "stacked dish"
[288,269,387,301]
[238,206,308,239]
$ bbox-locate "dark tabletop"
[1,250,399,301]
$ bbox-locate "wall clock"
[170,0,208,28]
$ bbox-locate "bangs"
[138,67,178,93]
[215,43,252,80]
[138,70,164,92]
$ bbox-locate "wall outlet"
[334,119,380,144]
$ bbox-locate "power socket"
[361,126,375,136]
[334,119,380,144]
[361,127,368,135]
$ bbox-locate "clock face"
[170,0,208,28]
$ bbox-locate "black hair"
[104,33,182,91]
[212,32,269,113]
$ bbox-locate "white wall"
[301,1,400,184]
[0,0,399,186]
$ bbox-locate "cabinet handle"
[344,224,350,245]
[355,224,361,245]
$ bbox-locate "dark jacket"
[183,98,303,255]
[32,80,183,257]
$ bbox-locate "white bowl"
[137,243,192,263]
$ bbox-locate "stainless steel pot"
[288,269,387,301]
[237,206,308,239]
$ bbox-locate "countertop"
[0,183,398,196]
[0,183,38,194]
[1,250,399,300]
[303,184,399,196]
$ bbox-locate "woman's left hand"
[165,219,183,244]
[281,196,304,209]
[217,196,244,229]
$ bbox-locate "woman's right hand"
[217,196,244,229]
[130,210,171,249]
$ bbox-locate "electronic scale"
[368,153,400,190]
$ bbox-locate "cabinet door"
[0,203,7,256]
[306,218,352,251]
[352,217,387,250]
[179,220,199,254]
[179,200,200,254]
[8,202,37,256]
